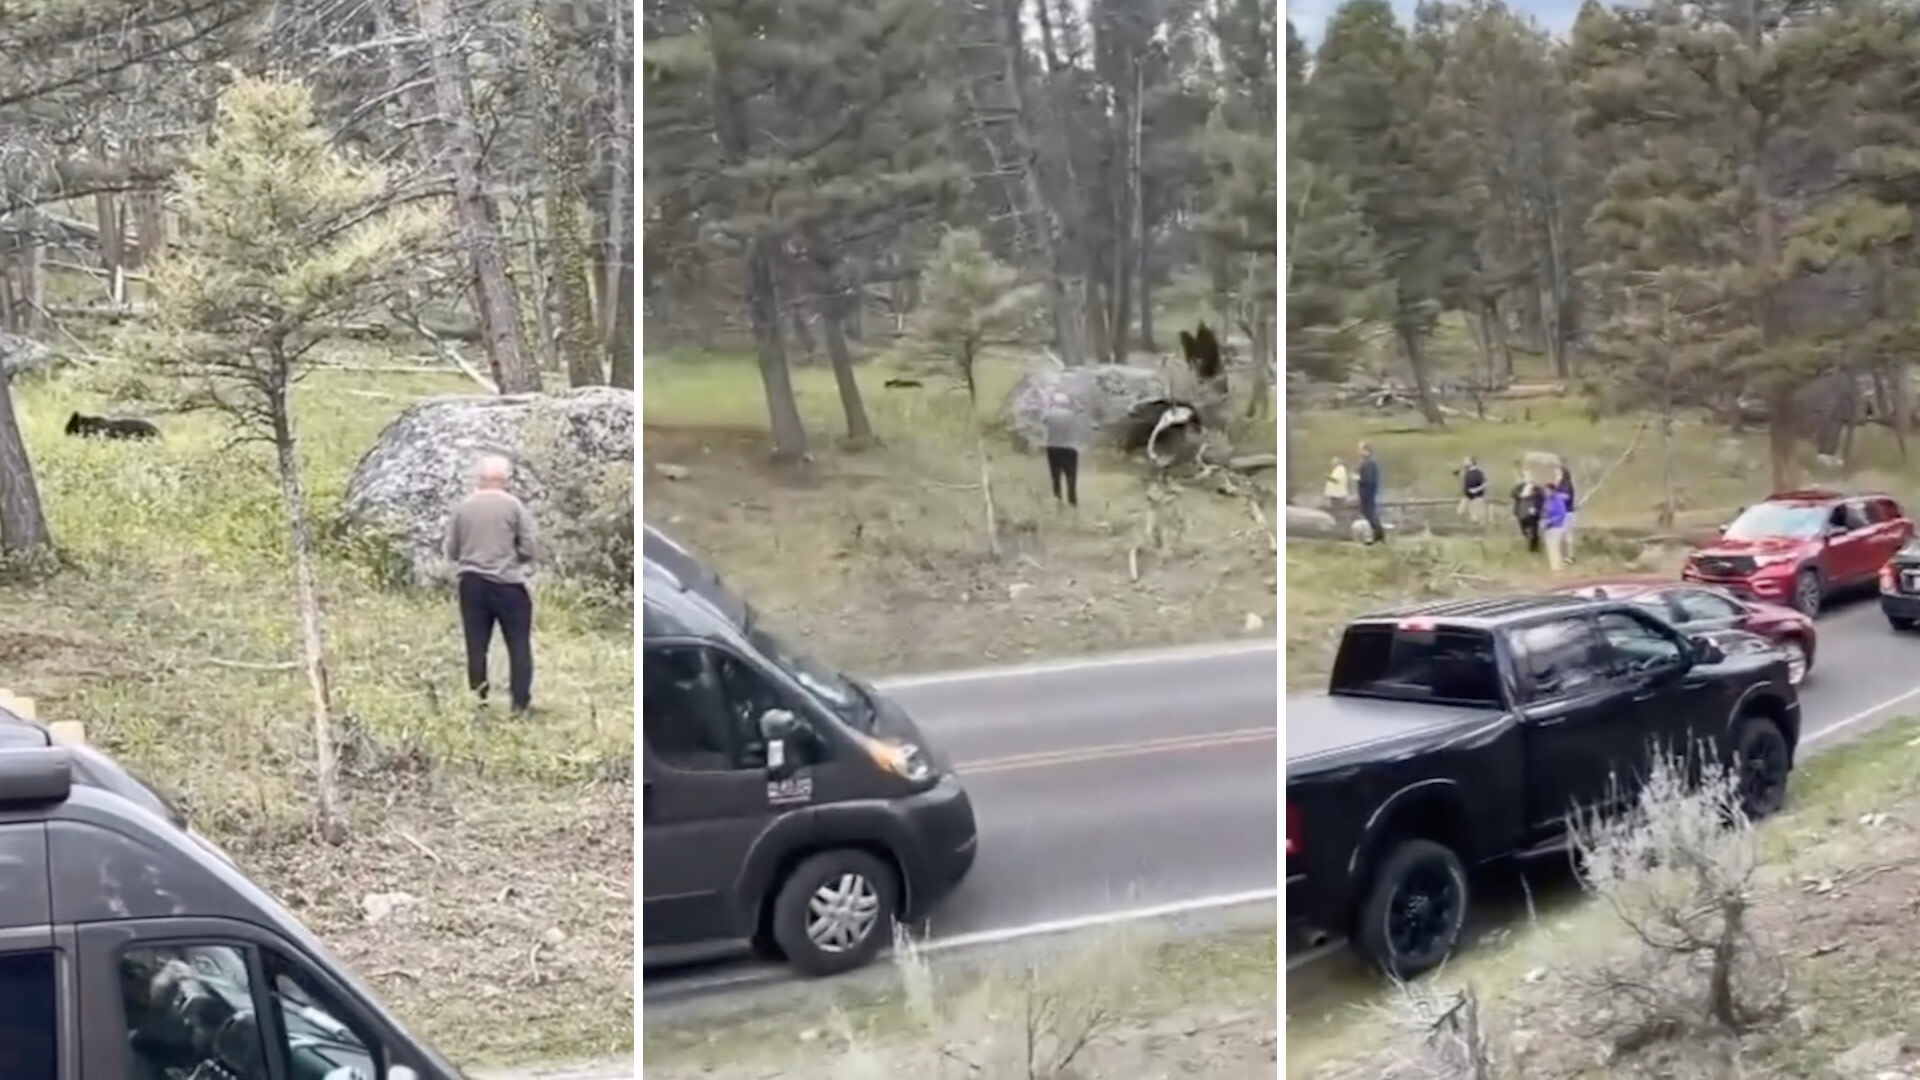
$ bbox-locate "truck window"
[1329,624,1502,706]
[1511,618,1605,701]
[644,645,826,772]
[1593,612,1686,675]
[0,950,56,1080]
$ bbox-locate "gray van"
[0,710,465,1080]
[642,526,978,976]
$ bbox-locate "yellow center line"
[956,727,1277,776]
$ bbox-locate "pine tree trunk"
[0,363,50,554]
[607,244,635,390]
[530,5,602,388]
[998,0,1088,366]
[822,305,872,447]
[746,235,808,461]
[420,0,539,393]
[1398,323,1446,428]
[95,193,125,304]
[269,392,344,844]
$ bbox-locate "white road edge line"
[1285,678,1920,977]
[1803,681,1920,748]
[646,889,1279,999]
[875,639,1276,689]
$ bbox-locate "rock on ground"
[1005,362,1171,449]
[0,332,51,375]
[338,386,634,584]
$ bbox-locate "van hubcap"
[806,873,881,953]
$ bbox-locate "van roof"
[642,523,748,641]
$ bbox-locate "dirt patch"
[645,422,1275,675]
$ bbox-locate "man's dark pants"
[1046,445,1079,506]
[459,573,534,710]
[1359,496,1385,544]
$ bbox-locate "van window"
[0,950,57,1080]
[121,943,381,1080]
[121,944,269,1079]
[645,645,827,772]
[263,950,377,1080]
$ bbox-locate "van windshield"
[743,608,875,730]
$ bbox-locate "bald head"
[474,454,513,491]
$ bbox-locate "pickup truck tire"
[1793,569,1823,616]
[1890,615,1915,632]
[1353,838,1470,979]
[1733,717,1791,820]
[771,849,900,977]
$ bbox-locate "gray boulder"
[1005,363,1172,449]
[0,333,51,375]
[338,386,634,584]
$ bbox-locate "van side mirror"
[760,709,799,775]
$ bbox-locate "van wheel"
[771,849,899,977]
[1734,717,1791,820]
[1354,839,1470,979]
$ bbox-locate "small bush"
[522,402,634,601]
[1570,750,1789,1060]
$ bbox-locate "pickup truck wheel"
[1734,718,1791,820]
[1793,569,1823,616]
[1354,839,1470,979]
[771,849,900,977]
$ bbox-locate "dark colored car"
[1286,594,1799,977]
[1876,538,1920,630]
[1682,490,1913,614]
[1561,578,1816,685]
[0,712,465,1080]
[642,526,978,977]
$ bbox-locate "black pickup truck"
[1286,594,1800,977]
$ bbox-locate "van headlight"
[861,734,934,783]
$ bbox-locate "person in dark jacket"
[1511,469,1544,553]
[1356,442,1384,544]
[1458,455,1488,526]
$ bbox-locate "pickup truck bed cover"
[1286,693,1507,779]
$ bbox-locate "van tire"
[1353,838,1470,979]
[771,849,900,977]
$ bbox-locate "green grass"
[644,346,1276,676]
[5,361,633,1064]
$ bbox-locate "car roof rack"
[0,745,72,808]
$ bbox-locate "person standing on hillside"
[1542,481,1572,570]
[1356,442,1384,545]
[1459,455,1488,527]
[1511,468,1544,553]
[445,454,539,714]
[1040,391,1085,508]
[1553,463,1578,561]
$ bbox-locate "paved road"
[1286,594,1920,989]
[643,641,1279,1000]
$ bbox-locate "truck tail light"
[1286,802,1302,857]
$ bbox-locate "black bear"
[65,412,161,440]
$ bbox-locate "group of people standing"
[1324,444,1580,569]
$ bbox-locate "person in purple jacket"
[1542,480,1572,570]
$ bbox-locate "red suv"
[1682,490,1913,614]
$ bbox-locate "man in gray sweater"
[1040,391,1086,507]
[444,454,539,713]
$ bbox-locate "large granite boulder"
[1005,363,1172,449]
[338,386,634,585]
[0,333,51,375]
